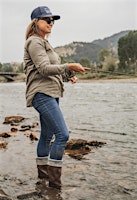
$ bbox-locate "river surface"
[0,81,137,200]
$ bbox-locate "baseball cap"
[31,6,60,20]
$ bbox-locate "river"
[0,80,137,200]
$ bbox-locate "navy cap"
[31,6,60,20]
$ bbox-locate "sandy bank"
[78,77,137,83]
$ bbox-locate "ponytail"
[25,19,40,40]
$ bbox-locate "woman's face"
[37,17,54,37]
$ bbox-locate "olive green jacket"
[24,36,68,107]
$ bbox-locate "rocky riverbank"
[0,115,106,199]
[0,116,106,159]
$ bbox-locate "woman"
[24,6,90,189]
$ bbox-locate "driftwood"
[0,132,17,138]
[24,131,39,141]
[66,139,106,149]
[0,141,8,148]
[51,138,106,160]
[11,127,18,132]
[19,123,39,131]
[31,122,39,128]
[3,116,25,124]
[19,125,32,131]
[11,122,20,126]
[65,139,106,159]
[29,132,39,141]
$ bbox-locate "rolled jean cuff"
[48,158,63,167]
[36,156,48,165]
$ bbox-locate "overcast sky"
[0,0,137,63]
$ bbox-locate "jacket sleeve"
[26,37,68,77]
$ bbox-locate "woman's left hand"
[68,76,78,84]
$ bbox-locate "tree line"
[0,62,24,73]
[0,30,137,75]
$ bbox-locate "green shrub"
[102,56,117,72]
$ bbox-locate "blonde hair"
[25,19,41,40]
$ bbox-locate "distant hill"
[55,30,131,63]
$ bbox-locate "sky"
[0,0,137,63]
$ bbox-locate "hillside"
[55,30,131,63]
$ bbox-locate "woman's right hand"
[68,63,91,74]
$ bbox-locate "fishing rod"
[86,68,137,77]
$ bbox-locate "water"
[0,81,137,200]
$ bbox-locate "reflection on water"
[0,81,137,199]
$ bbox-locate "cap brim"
[53,15,60,20]
[40,14,60,20]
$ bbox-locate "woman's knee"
[56,129,69,143]
[64,131,69,142]
[61,130,69,143]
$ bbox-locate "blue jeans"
[32,93,69,160]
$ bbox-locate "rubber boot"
[37,165,49,179]
[48,159,62,189]
[36,157,49,179]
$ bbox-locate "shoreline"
[77,77,137,83]
[1,77,137,84]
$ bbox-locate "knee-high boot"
[36,157,49,179]
[48,159,62,189]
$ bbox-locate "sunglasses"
[39,17,55,24]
